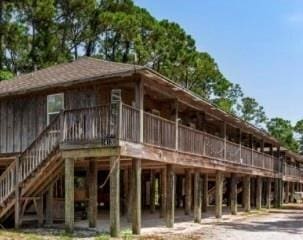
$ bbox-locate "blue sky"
[134,0,303,123]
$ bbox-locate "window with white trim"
[47,93,64,124]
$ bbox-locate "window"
[47,93,64,124]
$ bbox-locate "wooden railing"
[0,162,16,205]
[19,114,62,182]
[285,164,301,179]
[226,141,240,163]
[178,125,204,155]
[204,133,224,159]
[121,104,140,143]
[62,105,115,145]
[143,112,176,149]
[0,113,62,205]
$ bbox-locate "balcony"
[59,103,287,175]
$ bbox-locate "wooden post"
[150,170,156,214]
[123,168,129,216]
[127,167,133,222]
[239,129,242,163]
[285,181,289,204]
[274,178,281,208]
[251,178,256,208]
[166,164,175,228]
[110,156,120,237]
[223,122,227,160]
[65,158,74,232]
[175,100,179,150]
[45,182,54,226]
[290,182,295,203]
[132,158,141,235]
[256,176,262,210]
[202,174,208,213]
[243,175,251,212]
[215,171,223,218]
[15,157,20,229]
[135,79,144,143]
[193,170,202,223]
[230,173,237,215]
[88,159,97,228]
[266,178,271,209]
[160,167,167,218]
[184,169,192,215]
[37,193,44,227]
[46,185,54,220]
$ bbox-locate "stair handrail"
[0,112,63,205]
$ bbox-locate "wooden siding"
[0,87,101,154]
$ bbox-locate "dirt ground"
[0,205,302,240]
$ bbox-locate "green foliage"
[237,97,267,126]
[0,70,13,80]
[267,118,299,152]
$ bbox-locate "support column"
[127,167,133,222]
[290,182,295,203]
[88,160,98,228]
[110,156,120,237]
[230,173,237,215]
[285,181,289,204]
[266,178,272,209]
[132,158,141,235]
[215,171,223,218]
[37,193,44,227]
[243,175,251,212]
[202,174,208,213]
[193,170,202,223]
[150,170,156,214]
[274,178,282,208]
[65,158,74,232]
[184,169,192,215]
[256,176,262,210]
[45,183,54,226]
[160,167,167,218]
[166,164,175,228]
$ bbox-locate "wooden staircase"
[0,113,64,225]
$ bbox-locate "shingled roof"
[0,57,144,97]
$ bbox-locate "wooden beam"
[110,156,120,237]
[215,171,223,218]
[132,158,141,235]
[230,173,237,215]
[243,175,251,212]
[166,164,175,228]
[202,174,208,213]
[65,158,74,232]
[184,169,192,215]
[193,170,202,223]
[256,176,262,210]
[88,159,97,228]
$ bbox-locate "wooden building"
[0,57,301,236]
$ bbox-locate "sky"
[134,0,303,123]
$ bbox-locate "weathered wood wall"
[0,87,103,154]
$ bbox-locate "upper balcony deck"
[59,102,302,180]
